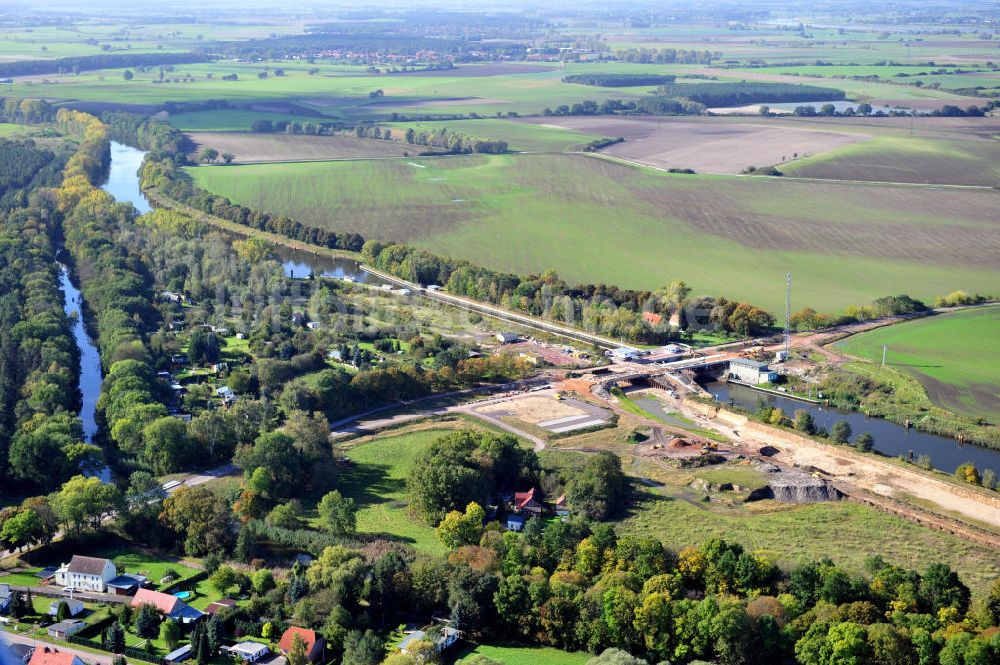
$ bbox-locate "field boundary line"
[586,151,1000,190]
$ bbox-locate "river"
[105,141,379,283]
[702,380,1000,476]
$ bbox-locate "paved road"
[2,630,113,665]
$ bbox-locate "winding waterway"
[702,380,1000,476]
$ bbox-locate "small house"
[162,291,184,303]
[105,573,147,596]
[306,321,320,330]
[727,358,778,385]
[0,584,13,613]
[505,514,526,532]
[278,626,325,663]
[216,386,236,403]
[131,588,204,624]
[204,598,237,615]
[48,598,84,617]
[554,494,570,517]
[496,332,519,344]
[164,645,192,664]
[513,488,544,515]
[608,346,643,362]
[236,333,246,340]
[4,643,33,665]
[47,619,86,639]
[399,626,461,654]
[54,555,117,592]
[224,642,270,663]
[28,648,85,665]
[643,311,664,327]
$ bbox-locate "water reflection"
[703,380,1000,476]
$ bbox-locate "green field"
[837,306,1000,421]
[783,134,1000,186]
[188,152,1000,313]
[455,644,590,665]
[0,123,30,137]
[621,476,1000,593]
[335,428,447,555]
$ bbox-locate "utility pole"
[784,273,792,358]
[882,344,888,366]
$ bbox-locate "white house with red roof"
[513,488,543,515]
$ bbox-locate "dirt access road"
[679,401,1000,532]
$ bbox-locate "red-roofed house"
[513,488,543,515]
[278,626,325,663]
[131,588,204,623]
[643,311,663,327]
[28,647,86,665]
[554,494,570,517]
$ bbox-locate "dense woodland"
[0,139,84,491]
[656,82,846,106]
[0,52,209,78]
[562,73,677,87]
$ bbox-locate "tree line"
[0,141,90,492]
[397,126,508,154]
[562,73,677,87]
[657,82,846,107]
[0,52,210,78]
[612,47,720,64]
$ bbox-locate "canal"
[702,380,1000,476]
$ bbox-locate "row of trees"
[0,52,209,78]
[657,82,846,106]
[363,241,775,341]
[562,73,677,87]
[397,126,508,154]
[0,139,92,491]
[612,47,720,64]
[1,98,56,125]
[141,156,365,252]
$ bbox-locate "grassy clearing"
[189,152,1000,313]
[621,461,1000,594]
[693,464,769,489]
[454,643,590,665]
[335,427,451,555]
[0,123,30,137]
[837,306,1000,421]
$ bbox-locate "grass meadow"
[621,463,1000,594]
[454,644,590,665]
[0,123,30,137]
[782,134,1000,186]
[334,427,449,555]
[188,152,1000,313]
[838,305,1000,421]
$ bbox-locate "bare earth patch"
[478,394,587,424]
[186,132,410,163]
[516,116,868,174]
